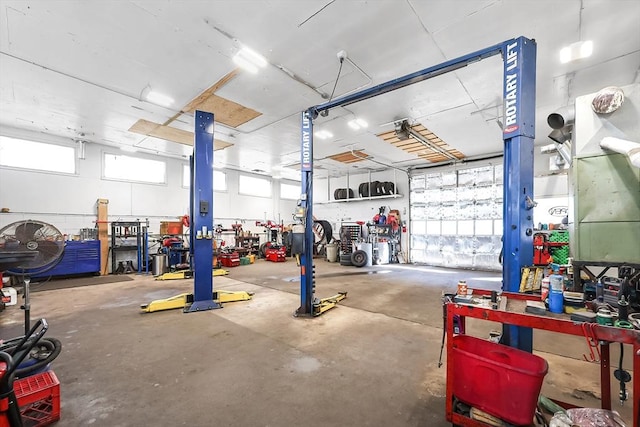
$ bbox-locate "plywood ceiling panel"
[184,94,261,128]
[377,123,464,163]
[328,150,369,164]
[129,119,233,150]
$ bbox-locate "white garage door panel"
[409,164,502,271]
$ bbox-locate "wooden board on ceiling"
[184,94,262,128]
[328,150,370,164]
[129,119,233,150]
[377,123,464,163]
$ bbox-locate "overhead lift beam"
[298,38,536,352]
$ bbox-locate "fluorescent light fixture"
[145,90,174,107]
[314,130,333,139]
[355,118,368,128]
[348,118,368,130]
[559,40,593,64]
[120,145,138,153]
[232,54,259,74]
[233,46,268,73]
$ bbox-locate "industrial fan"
[0,220,65,331]
[0,220,64,380]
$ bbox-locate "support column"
[185,110,221,313]
[297,111,315,316]
[501,37,536,351]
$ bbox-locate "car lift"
[140,290,254,313]
[141,111,251,313]
[298,37,536,352]
[153,268,229,281]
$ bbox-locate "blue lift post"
[297,112,315,316]
[298,37,536,351]
[501,38,536,351]
[184,110,222,313]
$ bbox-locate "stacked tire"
[334,188,355,200]
[358,181,395,197]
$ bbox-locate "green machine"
[570,83,640,286]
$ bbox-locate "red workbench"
[445,291,640,426]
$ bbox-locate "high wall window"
[280,182,300,200]
[0,136,75,174]
[239,174,271,197]
[182,165,227,191]
[103,153,166,184]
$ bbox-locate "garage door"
[409,164,503,271]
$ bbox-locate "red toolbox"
[0,370,61,427]
[265,246,286,262]
[219,251,240,267]
[451,335,548,425]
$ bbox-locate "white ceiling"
[1,0,639,180]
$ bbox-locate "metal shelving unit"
[111,221,147,274]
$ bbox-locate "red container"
[0,370,60,427]
[265,247,286,262]
[219,252,240,267]
[451,335,548,425]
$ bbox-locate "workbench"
[445,291,640,426]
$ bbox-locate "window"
[104,153,166,184]
[280,182,300,200]
[182,165,227,191]
[0,136,75,174]
[239,174,271,197]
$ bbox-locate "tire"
[347,188,355,199]
[369,181,379,197]
[362,182,370,197]
[259,242,269,258]
[339,253,353,266]
[358,183,366,197]
[318,220,333,243]
[334,189,341,200]
[312,220,333,244]
[351,250,368,267]
[384,182,395,195]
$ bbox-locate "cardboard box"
[160,221,183,235]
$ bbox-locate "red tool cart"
[445,291,640,427]
[219,250,240,267]
[265,244,286,262]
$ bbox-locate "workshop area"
[1,1,639,427]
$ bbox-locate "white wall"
[0,127,298,239]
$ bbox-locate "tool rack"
[445,291,640,427]
[339,223,362,255]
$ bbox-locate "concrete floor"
[1,260,633,426]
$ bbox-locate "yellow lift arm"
[140,290,253,313]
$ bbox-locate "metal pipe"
[547,106,575,130]
[600,137,640,168]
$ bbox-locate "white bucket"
[1,287,18,306]
[356,242,373,267]
[326,243,339,262]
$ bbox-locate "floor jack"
[154,269,229,281]
[312,292,347,316]
[140,289,254,313]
